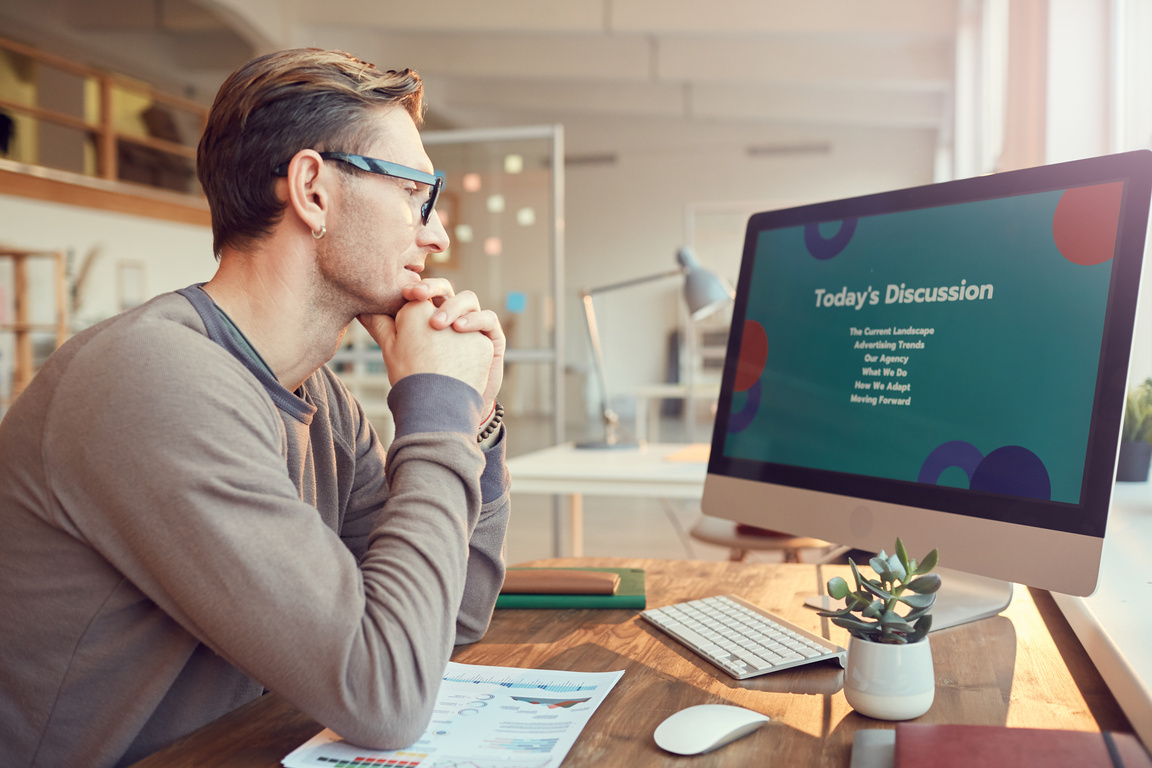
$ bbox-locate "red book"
[894,724,1151,768]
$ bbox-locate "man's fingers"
[452,309,505,348]
[402,278,456,305]
[380,300,494,395]
[430,290,482,329]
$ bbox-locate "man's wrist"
[388,373,483,438]
[477,402,503,444]
[478,404,496,430]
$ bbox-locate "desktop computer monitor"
[702,150,1152,611]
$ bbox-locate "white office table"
[505,442,708,557]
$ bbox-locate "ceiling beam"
[303,27,952,91]
[428,76,945,128]
[609,0,957,36]
[288,0,957,37]
[656,37,952,89]
[289,0,606,33]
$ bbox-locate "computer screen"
[702,150,1152,598]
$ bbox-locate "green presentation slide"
[724,182,1125,506]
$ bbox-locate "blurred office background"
[2,0,1151,561]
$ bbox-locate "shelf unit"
[1,248,68,410]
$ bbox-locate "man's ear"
[282,150,330,236]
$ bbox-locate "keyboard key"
[641,594,847,680]
[660,622,704,639]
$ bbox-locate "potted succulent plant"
[1118,378,1152,482]
[818,539,941,720]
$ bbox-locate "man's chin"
[367,296,406,318]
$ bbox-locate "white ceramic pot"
[843,635,935,720]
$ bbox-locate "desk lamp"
[577,247,733,449]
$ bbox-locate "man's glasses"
[273,151,444,226]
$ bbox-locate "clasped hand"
[357,279,506,422]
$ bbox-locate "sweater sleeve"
[455,425,510,644]
[336,374,511,645]
[44,324,496,749]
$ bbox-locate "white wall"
[0,193,216,330]
[558,115,938,418]
[0,192,214,406]
[1045,0,1112,165]
[1038,0,1152,388]
[1114,0,1152,388]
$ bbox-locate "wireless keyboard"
[640,594,847,680]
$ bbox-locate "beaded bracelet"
[478,402,504,443]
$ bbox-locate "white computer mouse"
[653,703,770,755]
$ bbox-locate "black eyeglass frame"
[273,151,444,225]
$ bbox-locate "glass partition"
[423,126,564,453]
[331,125,566,455]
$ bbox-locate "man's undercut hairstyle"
[197,48,425,256]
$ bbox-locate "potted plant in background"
[1118,378,1152,482]
[818,539,941,720]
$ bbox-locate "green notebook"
[495,567,646,609]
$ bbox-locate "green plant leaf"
[859,580,894,601]
[816,607,853,619]
[849,559,866,590]
[832,616,880,634]
[898,593,936,609]
[869,553,891,580]
[886,553,907,581]
[862,600,884,619]
[879,610,912,629]
[907,614,934,643]
[848,628,882,641]
[906,574,942,594]
[827,576,850,599]
[902,605,931,622]
[1124,379,1152,443]
[914,548,939,575]
[895,538,911,575]
[878,631,910,645]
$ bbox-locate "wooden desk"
[506,443,707,557]
[128,559,1134,768]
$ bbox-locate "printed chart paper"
[282,662,625,768]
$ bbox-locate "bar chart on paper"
[281,663,624,768]
[441,668,600,694]
[311,755,539,768]
[312,755,425,767]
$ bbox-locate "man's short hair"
[197,48,424,256]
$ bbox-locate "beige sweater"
[0,289,510,768]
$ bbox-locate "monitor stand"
[804,567,1013,632]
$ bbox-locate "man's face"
[314,107,449,317]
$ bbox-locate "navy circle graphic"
[726,378,761,434]
[804,218,858,260]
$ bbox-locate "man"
[0,49,510,768]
